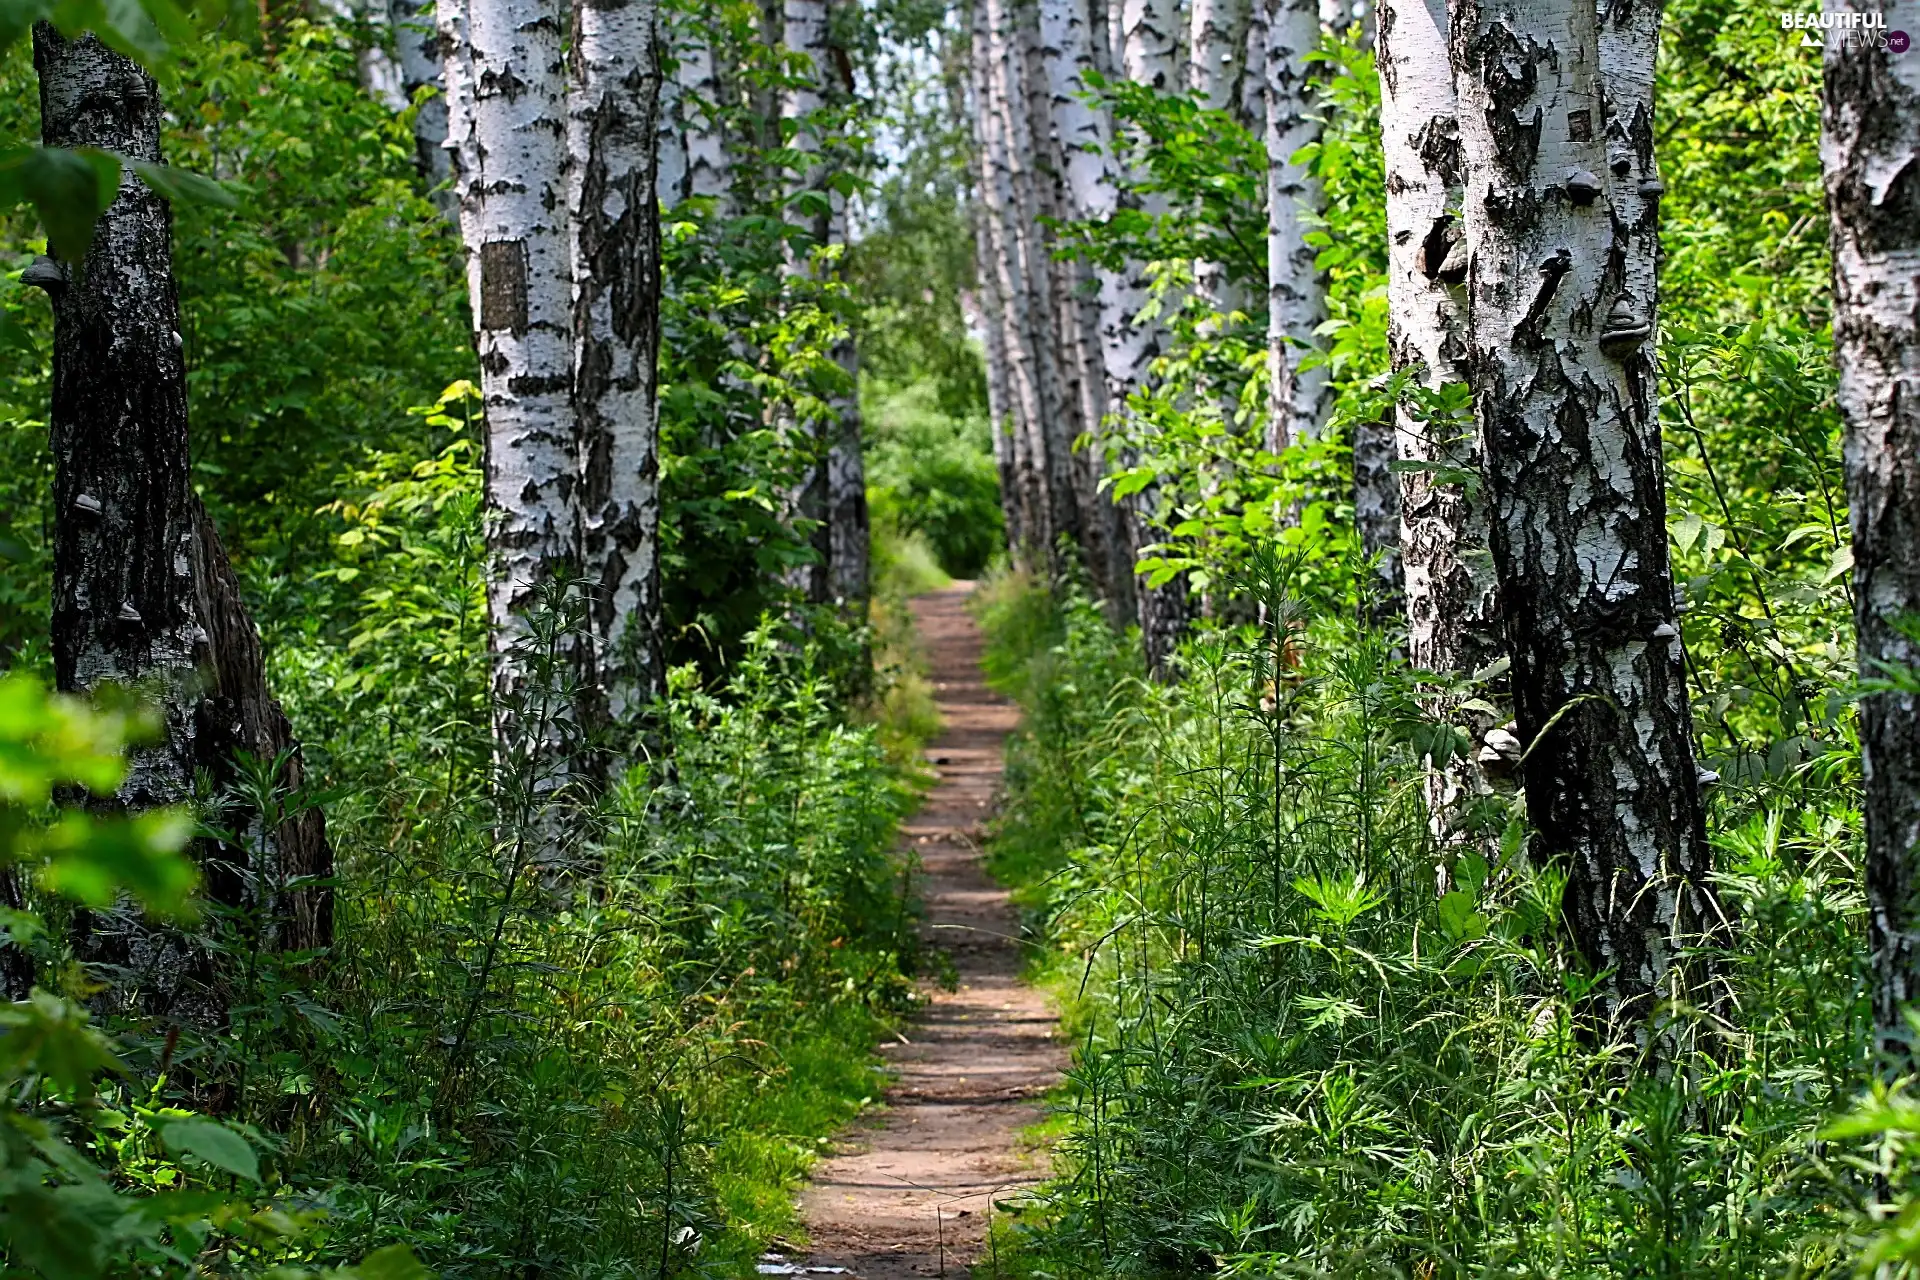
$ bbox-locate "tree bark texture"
[569,0,667,734]
[1822,0,1920,1063]
[443,0,583,751]
[973,0,1053,565]
[1377,0,1501,842]
[1003,0,1085,561]
[1038,0,1140,618]
[1263,0,1330,456]
[779,0,866,609]
[658,25,732,209]
[36,27,330,1019]
[1453,0,1714,1025]
[969,189,1029,552]
[389,0,453,189]
[1377,0,1497,681]
[1119,0,1193,672]
[1189,0,1248,108]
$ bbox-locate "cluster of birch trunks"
[968,0,1920,1048]
[18,0,1920,1053]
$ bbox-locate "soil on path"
[792,584,1063,1279]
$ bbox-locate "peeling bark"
[1453,0,1714,1025]
[1822,0,1920,1064]
[36,27,330,1019]
[570,0,667,739]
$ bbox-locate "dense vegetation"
[1,0,1917,1274]
[0,2,989,1271]
[968,3,1915,1275]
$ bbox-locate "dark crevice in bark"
[36,25,330,1024]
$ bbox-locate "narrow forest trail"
[787,584,1063,1278]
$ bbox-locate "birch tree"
[1821,0,1920,1062]
[780,0,868,607]
[1375,0,1500,837]
[570,0,667,737]
[1377,0,1491,675]
[973,0,1053,564]
[389,0,452,188]
[1038,0,1138,618]
[659,26,734,209]
[32,26,331,1016]
[1453,0,1714,1025]
[443,0,585,767]
[1120,0,1195,670]
[1262,0,1329,459]
[1000,0,1083,560]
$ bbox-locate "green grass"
[711,1004,893,1262]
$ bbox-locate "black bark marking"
[1515,248,1571,345]
[480,238,530,331]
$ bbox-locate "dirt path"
[787,584,1062,1279]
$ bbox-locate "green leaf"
[35,807,197,916]
[0,0,57,55]
[1671,511,1703,552]
[1436,891,1488,943]
[340,1245,434,1280]
[0,989,122,1093]
[161,1118,261,1182]
[0,1183,118,1279]
[126,158,237,208]
[126,1188,232,1221]
[0,145,122,262]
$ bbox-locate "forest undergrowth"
[0,5,995,1271]
[960,1,1920,1276]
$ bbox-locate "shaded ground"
[786,584,1063,1279]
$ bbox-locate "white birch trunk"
[569,0,666,734]
[1262,0,1329,456]
[1005,0,1083,556]
[780,0,834,601]
[1377,0,1494,680]
[442,0,581,746]
[389,0,452,188]
[1120,0,1193,669]
[658,23,732,209]
[827,193,870,611]
[1820,0,1920,1061]
[1188,0,1251,336]
[1188,0,1248,108]
[976,0,1052,563]
[1031,0,1138,618]
[1454,0,1714,1025]
[1375,0,1499,843]
[968,160,1028,552]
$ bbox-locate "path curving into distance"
[785,584,1064,1279]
